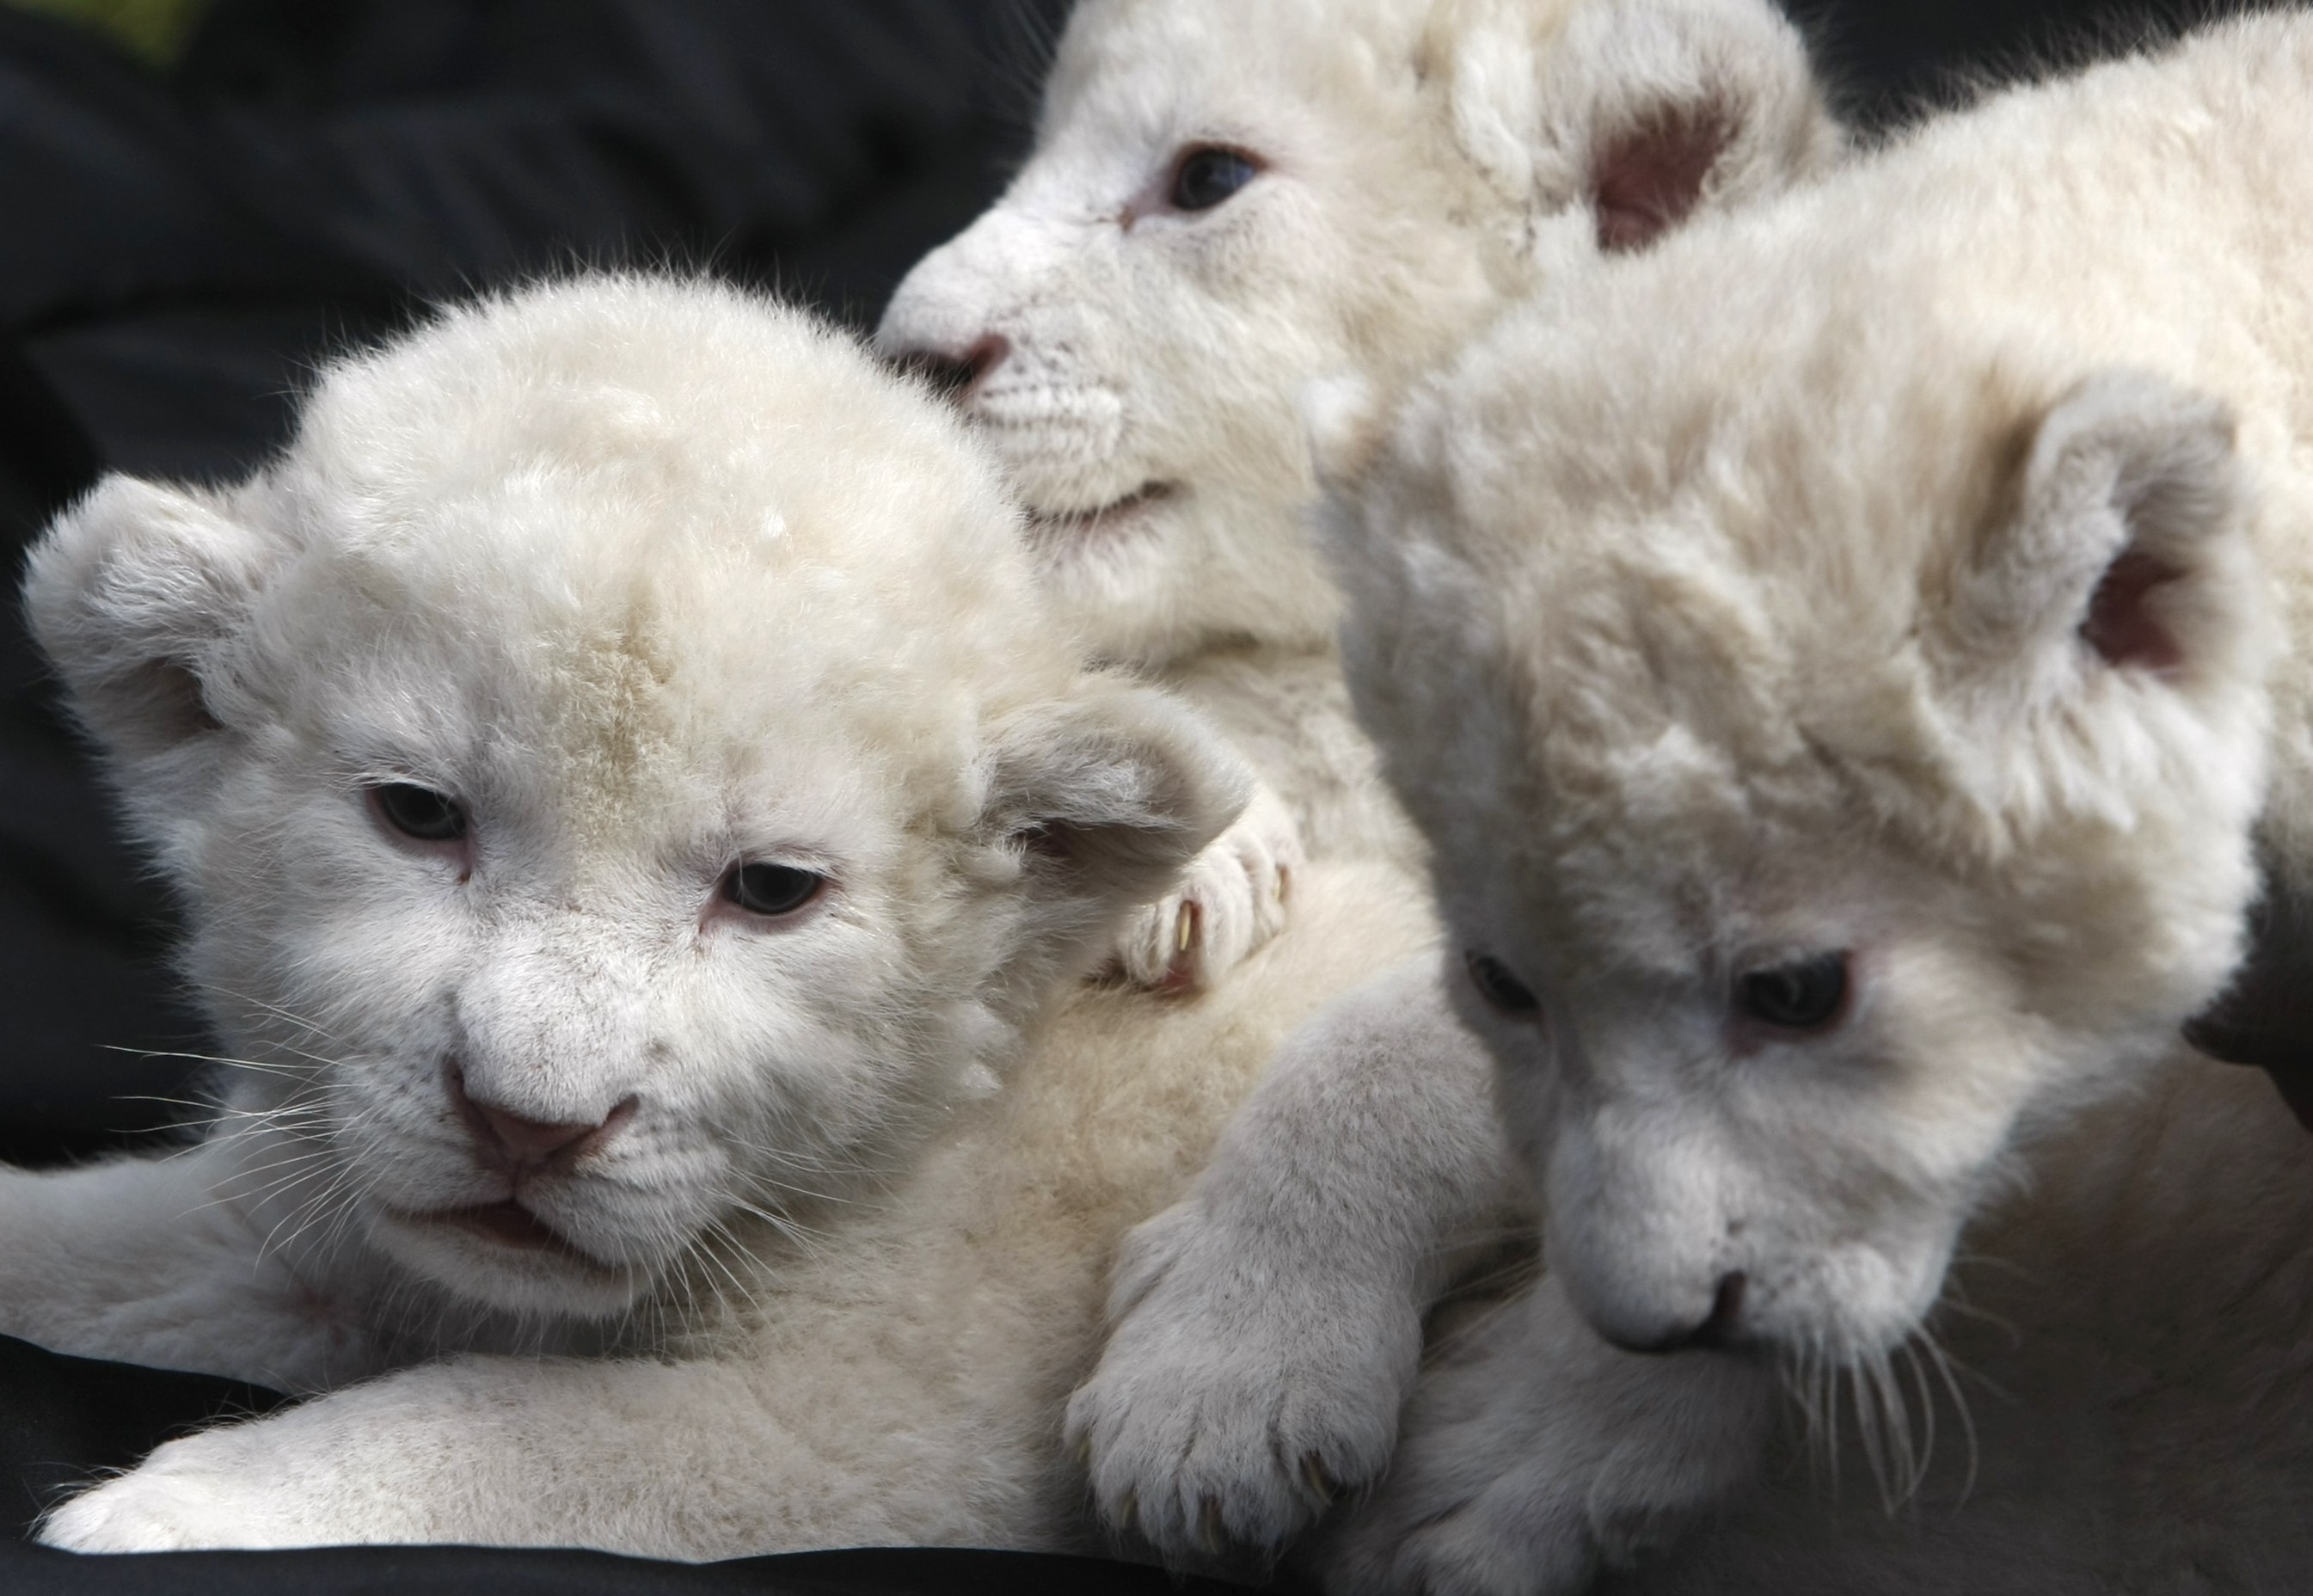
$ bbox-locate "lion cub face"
[1328,274,2277,1363]
[876,0,1835,667]
[27,279,1242,1322]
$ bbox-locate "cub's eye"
[1169,145,1261,212]
[723,862,825,918]
[1733,953,1850,1033]
[1466,952,1540,1016]
[370,783,467,844]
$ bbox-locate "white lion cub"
[879,0,1838,985]
[1314,11,2313,1589]
[8,275,1423,1555]
[881,0,1838,1560]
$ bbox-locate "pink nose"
[475,1102,602,1162]
[896,334,1008,403]
[448,1063,635,1170]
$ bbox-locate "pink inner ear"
[2082,549,2186,672]
[1591,106,1732,254]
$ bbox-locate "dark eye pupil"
[1466,952,1540,1016]
[726,863,823,918]
[1735,954,1850,1030]
[1171,146,1258,212]
[374,783,466,843]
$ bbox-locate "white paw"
[1064,1194,1420,1561]
[1319,1284,1774,1596]
[40,1427,305,1553]
[1318,1367,1602,1596]
[1112,783,1302,992]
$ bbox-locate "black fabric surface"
[0,1334,290,1538]
[0,1,2300,1591]
[0,335,203,1168]
[0,1539,1256,1595]
[9,0,1066,479]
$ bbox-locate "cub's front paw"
[1319,1364,1600,1596]
[41,1427,309,1553]
[1113,783,1302,992]
[1064,1196,1420,1562]
[1320,1284,1773,1596]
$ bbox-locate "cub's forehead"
[1370,270,2039,777]
[229,278,1071,802]
[1343,285,2044,928]
[1045,0,1438,134]
[282,276,1021,587]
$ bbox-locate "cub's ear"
[979,681,1250,973]
[1952,371,2244,688]
[1444,0,1838,254]
[21,474,282,767]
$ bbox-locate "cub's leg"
[38,1352,867,1557]
[1066,960,1519,1556]
[1318,1274,1777,1596]
[1113,779,1304,991]
[0,1134,363,1389]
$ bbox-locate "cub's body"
[1311,14,2313,1591]
[6,276,1426,1555]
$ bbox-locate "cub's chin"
[369,1201,664,1320]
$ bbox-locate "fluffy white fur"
[7,276,1428,1555]
[1310,13,2313,1589]
[879,0,1840,1564]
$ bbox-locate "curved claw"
[1159,900,1202,993]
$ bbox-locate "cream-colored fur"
[877,0,1839,1563]
[8,276,1427,1555]
[1311,13,2313,1589]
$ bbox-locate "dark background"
[0,1,2283,1588]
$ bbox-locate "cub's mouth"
[394,1199,623,1273]
[1024,481,1175,537]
